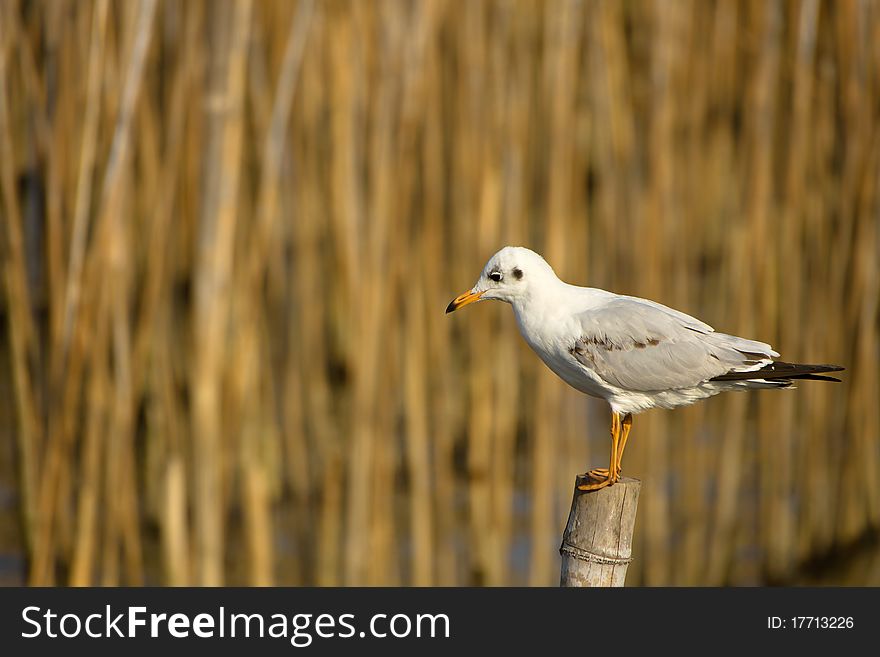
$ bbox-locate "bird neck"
[511,275,572,320]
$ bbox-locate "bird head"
[446,246,557,313]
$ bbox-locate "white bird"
[446,246,843,491]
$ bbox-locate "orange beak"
[446,289,484,314]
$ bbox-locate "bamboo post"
[559,476,641,587]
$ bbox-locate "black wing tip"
[793,374,843,383]
[711,362,846,383]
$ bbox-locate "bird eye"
[489,271,503,282]
[513,267,523,280]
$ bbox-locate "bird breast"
[513,306,613,400]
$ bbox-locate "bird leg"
[614,413,633,479]
[580,412,621,491]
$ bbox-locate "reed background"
[1,0,879,586]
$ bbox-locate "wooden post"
[559,476,641,587]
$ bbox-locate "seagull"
[446,246,844,491]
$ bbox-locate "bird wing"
[569,297,779,392]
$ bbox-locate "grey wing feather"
[571,298,779,392]
[618,294,714,333]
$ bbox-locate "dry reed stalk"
[192,0,252,586]
[111,0,157,588]
[777,0,818,572]
[700,1,749,586]
[131,0,196,405]
[403,283,435,585]
[481,6,510,587]
[832,0,880,549]
[527,0,581,587]
[162,455,190,586]
[489,4,531,587]
[368,1,409,586]
[324,3,366,586]
[68,270,109,586]
[397,0,438,587]
[235,0,314,588]
[31,2,105,585]
[62,0,108,365]
[740,0,781,581]
[419,0,458,585]
[635,0,679,587]
[285,9,340,586]
[341,2,385,586]
[0,1,42,561]
[799,0,838,558]
[451,0,493,585]
[673,1,707,586]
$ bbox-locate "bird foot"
[578,476,614,491]
[586,467,609,480]
[585,466,622,482]
[578,470,620,491]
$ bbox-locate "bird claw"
[578,476,614,491]
[586,467,609,480]
[585,466,622,482]
[578,467,622,490]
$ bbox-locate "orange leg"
[587,412,618,480]
[614,413,633,479]
[580,411,621,491]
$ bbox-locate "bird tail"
[710,361,844,384]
